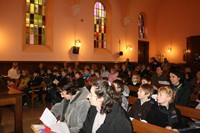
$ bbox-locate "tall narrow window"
[138,13,145,39]
[26,0,46,45]
[94,2,106,48]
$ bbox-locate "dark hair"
[92,80,121,114]
[141,75,151,82]
[112,79,124,92]
[169,69,184,83]
[62,82,77,95]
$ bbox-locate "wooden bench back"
[132,119,176,133]
[128,96,200,120]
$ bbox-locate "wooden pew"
[128,85,139,92]
[132,119,176,133]
[128,96,200,120]
[176,105,200,120]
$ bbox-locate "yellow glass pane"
[26,3,30,12]
[42,6,46,15]
[34,14,38,24]
[26,24,30,27]
[34,0,38,4]
[34,5,38,13]
[26,13,30,23]
[30,3,34,14]
[30,24,34,27]
[39,0,42,5]
[26,0,30,3]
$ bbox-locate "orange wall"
[156,0,200,63]
[0,0,199,63]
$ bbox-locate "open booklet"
[32,108,70,133]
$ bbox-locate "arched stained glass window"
[94,2,106,48]
[138,13,145,39]
[26,0,46,45]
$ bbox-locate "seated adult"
[51,82,90,133]
[79,79,133,133]
[151,66,169,88]
[7,62,21,87]
[169,69,190,106]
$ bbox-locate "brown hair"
[140,84,153,98]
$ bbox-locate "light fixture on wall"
[72,39,81,54]
[126,45,133,51]
[167,47,172,53]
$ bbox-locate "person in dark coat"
[79,79,133,133]
[146,86,182,129]
[128,84,155,120]
[169,69,190,106]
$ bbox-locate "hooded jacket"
[51,87,90,133]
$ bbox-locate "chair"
[30,82,46,107]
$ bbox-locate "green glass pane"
[26,13,30,23]
[42,6,46,15]
[34,14,38,24]
[26,3,30,12]
[30,3,34,14]
[96,25,99,32]
[38,15,42,26]
[26,34,29,44]
[34,0,38,4]
[39,0,42,5]
[34,35,38,44]
[34,5,38,13]
[30,27,34,34]
[42,35,46,45]
[34,25,38,34]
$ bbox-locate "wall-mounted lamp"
[167,47,172,53]
[126,45,133,51]
[72,39,81,54]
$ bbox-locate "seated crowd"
[5,58,200,132]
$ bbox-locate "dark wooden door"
[186,36,200,72]
[138,41,149,64]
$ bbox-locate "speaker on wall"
[119,51,123,56]
[72,46,79,54]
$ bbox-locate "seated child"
[113,79,129,111]
[128,84,155,120]
[146,86,182,129]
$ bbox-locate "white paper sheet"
[40,108,57,127]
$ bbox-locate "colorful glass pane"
[138,14,145,39]
[94,2,106,48]
[26,0,46,45]
[34,0,38,4]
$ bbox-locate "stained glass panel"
[138,14,145,39]
[26,0,46,45]
[94,2,106,48]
